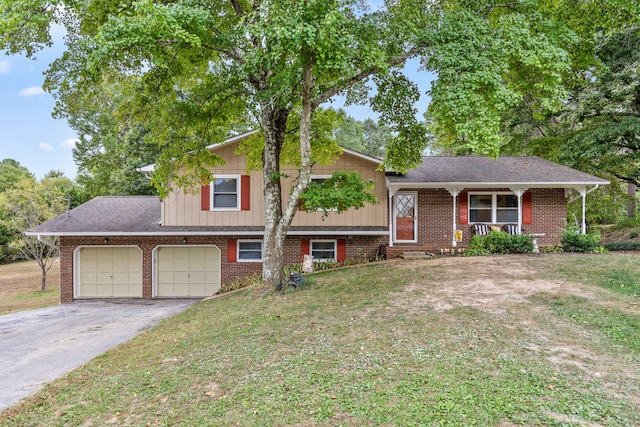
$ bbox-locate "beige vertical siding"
[286,154,387,227]
[162,143,387,227]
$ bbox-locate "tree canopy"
[1,0,591,285]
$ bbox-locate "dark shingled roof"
[27,196,389,236]
[28,197,162,235]
[387,156,609,187]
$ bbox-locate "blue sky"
[1,31,431,181]
[1,26,79,180]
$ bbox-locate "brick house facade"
[28,133,608,304]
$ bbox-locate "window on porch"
[469,193,518,224]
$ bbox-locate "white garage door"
[156,246,220,297]
[77,247,142,298]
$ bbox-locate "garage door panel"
[112,271,129,284]
[112,260,129,271]
[82,285,97,297]
[173,282,190,295]
[190,258,206,271]
[129,272,142,283]
[95,284,114,297]
[112,284,129,296]
[173,259,189,271]
[96,259,113,271]
[156,246,220,297]
[189,271,206,284]
[172,271,188,283]
[81,272,96,283]
[190,283,206,296]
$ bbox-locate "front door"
[394,192,417,242]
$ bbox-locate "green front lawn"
[2,253,639,426]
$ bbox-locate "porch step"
[399,251,435,259]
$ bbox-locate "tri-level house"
[28,131,608,303]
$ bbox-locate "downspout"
[580,185,599,234]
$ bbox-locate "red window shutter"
[337,239,346,263]
[458,191,468,225]
[201,184,211,211]
[301,240,310,257]
[522,191,532,224]
[241,175,250,211]
[227,239,237,262]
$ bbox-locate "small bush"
[561,230,601,252]
[465,231,533,255]
[222,273,262,293]
[604,241,640,251]
[342,249,372,266]
[313,260,340,271]
[628,231,639,239]
[465,234,490,256]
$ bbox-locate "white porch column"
[579,187,587,235]
[509,186,528,234]
[388,188,397,247]
[445,187,464,247]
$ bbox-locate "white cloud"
[61,138,79,149]
[18,86,45,97]
[0,60,9,74]
[38,142,54,152]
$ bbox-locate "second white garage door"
[155,246,220,297]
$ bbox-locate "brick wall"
[59,234,386,303]
[386,188,567,257]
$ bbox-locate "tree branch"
[229,0,245,18]
[311,48,419,109]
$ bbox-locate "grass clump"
[537,294,640,351]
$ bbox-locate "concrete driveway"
[0,299,197,411]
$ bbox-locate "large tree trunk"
[261,105,288,288]
[628,182,637,219]
[260,60,316,289]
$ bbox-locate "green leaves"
[425,3,575,157]
[299,171,377,218]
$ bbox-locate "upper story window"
[238,240,263,262]
[311,175,330,185]
[211,175,240,210]
[469,193,518,224]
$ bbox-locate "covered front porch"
[385,185,598,257]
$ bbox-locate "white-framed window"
[304,175,337,213]
[211,175,240,210]
[310,175,331,185]
[311,240,337,261]
[237,240,263,262]
[469,192,518,224]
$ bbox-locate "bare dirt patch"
[390,254,640,409]
[392,255,593,313]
